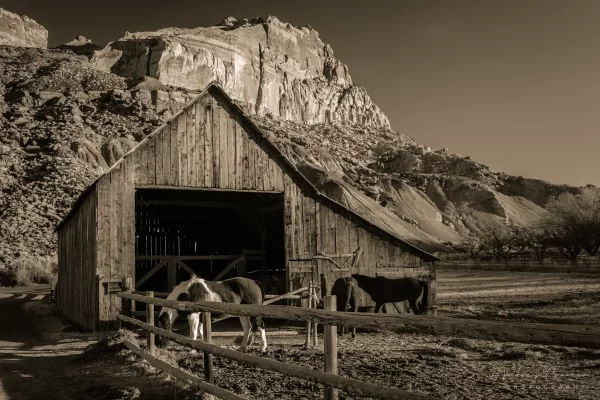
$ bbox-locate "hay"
[80,329,137,361]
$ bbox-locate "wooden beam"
[174,259,196,276]
[136,255,261,261]
[263,287,309,306]
[137,200,248,209]
[212,257,244,281]
[135,259,168,288]
[123,341,246,400]
[118,316,433,400]
[135,184,283,195]
[118,292,600,349]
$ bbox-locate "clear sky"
[5,0,600,187]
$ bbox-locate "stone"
[90,16,389,128]
[0,8,48,48]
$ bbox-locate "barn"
[54,82,442,331]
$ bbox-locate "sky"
[4,0,600,187]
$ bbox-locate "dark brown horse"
[350,274,429,315]
[157,276,267,351]
[330,277,360,338]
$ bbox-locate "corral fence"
[117,291,435,400]
[116,289,600,400]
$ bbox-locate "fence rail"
[117,292,437,400]
[117,292,600,349]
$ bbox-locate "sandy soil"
[436,269,600,325]
[1,269,599,400]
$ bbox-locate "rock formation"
[90,16,389,127]
[55,35,101,57]
[0,8,47,48]
[0,12,598,269]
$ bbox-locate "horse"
[350,274,429,315]
[330,277,359,338]
[157,276,268,352]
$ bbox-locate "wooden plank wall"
[286,188,437,313]
[57,186,97,330]
[132,93,285,192]
[62,88,436,329]
[93,91,288,327]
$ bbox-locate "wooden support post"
[122,277,133,320]
[324,295,338,400]
[146,291,155,356]
[312,285,319,347]
[202,312,214,384]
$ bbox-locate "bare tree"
[542,190,600,262]
[455,235,484,260]
[481,220,527,263]
[521,226,553,264]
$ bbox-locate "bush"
[0,256,57,287]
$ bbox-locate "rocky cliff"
[0,12,596,269]
[0,8,47,48]
[90,16,389,128]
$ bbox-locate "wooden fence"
[117,291,436,400]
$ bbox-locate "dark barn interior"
[134,188,286,300]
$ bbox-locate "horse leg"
[187,313,200,354]
[239,316,251,349]
[349,297,357,339]
[408,300,420,315]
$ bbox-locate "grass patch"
[0,255,57,286]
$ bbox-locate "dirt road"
[0,286,86,400]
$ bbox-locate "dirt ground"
[436,269,600,325]
[1,269,599,400]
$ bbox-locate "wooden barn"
[55,82,442,331]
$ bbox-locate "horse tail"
[252,279,266,332]
[344,280,354,312]
[419,280,429,315]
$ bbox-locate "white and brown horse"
[157,276,267,352]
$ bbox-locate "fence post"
[121,278,133,329]
[305,282,313,348]
[312,285,319,347]
[324,295,338,400]
[146,291,155,356]
[202,312,214,384]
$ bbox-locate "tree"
[541,190,600,262]
[455,235,484,260]
[480,220,527,262]
[521,226,553,264]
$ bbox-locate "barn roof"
[55,82,444,261]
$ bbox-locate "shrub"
[0,255,57,287]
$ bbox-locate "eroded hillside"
[0,14,594,268]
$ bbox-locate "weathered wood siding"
[285,184,436,312]
[94,90,287,327]
[57,186,97,330]
[60,86,436,330]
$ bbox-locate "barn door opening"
[134,188,285,296]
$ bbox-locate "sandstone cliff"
[0,8,47,48]
[90,16,389,128]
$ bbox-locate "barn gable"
[56,82,441,330]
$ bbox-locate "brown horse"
[350,274,429,315]
[157,276,267,351]
[330,277,360,338]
